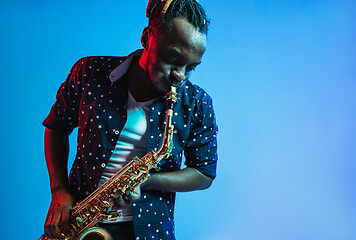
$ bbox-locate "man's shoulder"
[68,56,128,78]
[74,56,126,67]
[183,80,213,102]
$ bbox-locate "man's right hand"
[44,189,76,239]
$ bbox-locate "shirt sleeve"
[42,58,89,135]
[184,92,218,179]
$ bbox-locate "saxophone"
[40,86,178,240]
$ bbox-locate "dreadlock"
[147,0,209,35]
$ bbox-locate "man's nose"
[171,67,186,83]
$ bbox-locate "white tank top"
[99,91,154,223]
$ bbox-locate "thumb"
[129,185,141,202]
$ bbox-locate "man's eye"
[165,56,179,65]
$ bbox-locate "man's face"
[142,17,207,94]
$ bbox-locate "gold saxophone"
[40,86,178,240]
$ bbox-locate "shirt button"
[101,163,106,168]
[115,130,120,135]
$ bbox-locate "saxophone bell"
[77,227,113,240]
[39,226,112,240]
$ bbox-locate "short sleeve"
[184,93,218,179]
[42,58,89,135]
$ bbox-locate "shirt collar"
[109,49,144,83]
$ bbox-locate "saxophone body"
[40,86,178,240]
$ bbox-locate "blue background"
[1,0,355,239]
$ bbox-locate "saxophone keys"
[71,223,77,233]
[102,200,111,208]
[76,216,83,224]
[107,211,121,222]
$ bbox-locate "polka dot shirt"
[43,50,218,239]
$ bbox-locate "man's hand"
[44,189,76,239]
[114,185,141,207]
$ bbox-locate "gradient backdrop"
[1,0,355,239]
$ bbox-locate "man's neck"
[127,56,157,102]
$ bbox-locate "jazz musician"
[41,0,218,239]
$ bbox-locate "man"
[42,0,218,239]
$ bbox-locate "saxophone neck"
[155,86,178,158]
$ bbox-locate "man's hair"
[147,0,209,35]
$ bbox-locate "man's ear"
[141,27,151,49]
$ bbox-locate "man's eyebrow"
[170,48,185,59]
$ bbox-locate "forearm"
[142,167,213,192]
[43,128,77,238]
[44,127,71,193]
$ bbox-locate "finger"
[45,209,61,239]
[49,210,64,239]
[44,213,55,239]
[61,209,72,236]
[115,193,130,207]
[114,190,121,199]
[128,185,141,202]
